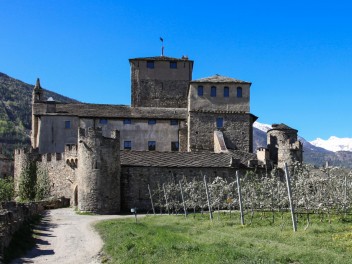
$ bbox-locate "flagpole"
[160,37,164,56]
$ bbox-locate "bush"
[0,178,14,202]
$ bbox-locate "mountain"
[0,72,78,158]
[310,136,352,152]
[253,122,352,168]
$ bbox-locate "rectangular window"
[99,119,108,124]
[170,61,177,69]
[237,87,243,98]
[211,86,217,97]
[170,119,178,125]
[147,61,154,69]
[124,141,132,150]
[216,117,224,128]
[148,141,156,151]
[224,87,229,97]
[148,119,156,125]
[197,86,203,96]
[65,120,71,129]
[171,142,179,151]
[123,119,131,125]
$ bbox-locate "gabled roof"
[120,150,257,168]
[33,103,187,119]
[268,123,298,132]
[191,74,251,84]
[129,56,192,62]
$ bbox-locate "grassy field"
[95,212,352,264]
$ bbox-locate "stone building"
[14,54,303,213]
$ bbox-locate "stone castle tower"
[267,124,303,168]
[77,127,121,214]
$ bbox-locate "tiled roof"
[129,56,192,62]
[268,123,297,132]
[33,103,187,119]
[120,150,257,168]
[191,74,251,84]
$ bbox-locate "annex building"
[14,55,303,213]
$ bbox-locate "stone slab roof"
[268,123,298,132]
[33,103,187,119]
[191,74,251,84]
[120,150,257,168]
[129,56,192,62]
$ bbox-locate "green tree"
[0,178,14,202]
[18,160,37,201]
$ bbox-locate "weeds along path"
[11,207,133,264]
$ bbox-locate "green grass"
[95,212,352,264]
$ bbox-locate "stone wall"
[121,166,242,212]
[188,112,255,152]
[0,199,69,259]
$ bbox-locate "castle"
[14,55,303,213]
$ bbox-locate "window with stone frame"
[216,117,224,128]
[170,119,178,125]
[211,86,217,97]
[147,61,154,69]
[123,119,132,125]
[170,61,177,69]
[124,141,132,150]
[171,141,179,151]
[65,120,71,129]
[197,86,204,96]
[148,119,157,125]
[224,86,229,97]
[237,87,243,98]
[148,141,156,151]
[99,119,108,124]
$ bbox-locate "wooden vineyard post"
[163,183,170,215]
[236,170,245,225]
[179,181,187,217]
[284,163,297,232]
[148,184,156,215]
[203,175,213,221]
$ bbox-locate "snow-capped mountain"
[253,122,272,132]
[310,136,352,152]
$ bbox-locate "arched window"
[237,87,243,98]
[211,86,217,97]
[224,87,229,97]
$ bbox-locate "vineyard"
[149,162,352,230]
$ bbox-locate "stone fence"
[0,198,70,259]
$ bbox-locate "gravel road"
[11,208,133,264]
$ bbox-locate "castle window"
[148,119,156,125]
[170,119,178,125]
[170,61,177,69]
[147,61,154,69]
[148,141,156,151]
[99,119,108,124]
[237,87,243,98]
[197,86,204,96]
[224,87,229,97]
[123,119,131,125]
[124,141,132,150]
[65,120,71,129]
[171,142,179,151]
[216,117,224,128]
[211,86,217,97]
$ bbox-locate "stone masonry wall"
[188,112,253,152]
[121,166,243,212]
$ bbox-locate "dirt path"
[11,208,133,264]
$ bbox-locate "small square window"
[148,141,156,151]
[65,120,71,129]
[148,119,156,125]
[224,87,229,97]
[147,61,154,69]
[216,117,223,128]
[211,86,217,97]
[170,120,178,125]
[99,119,108,124]
[124,141,132,150]
[197,86,203,96]
[170,61,177,69]
[237,87,243,98]
[123,119,132,125]
[171,142,179,151]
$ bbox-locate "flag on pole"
[160,37,163,42]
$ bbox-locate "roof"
[268,123,298,132]
[191,74,251,84]
[33,103,187,119]
[120,150,257,168]
[129,56,192,62]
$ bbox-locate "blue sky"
[1,0,351,141]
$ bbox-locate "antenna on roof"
[160,37,164,56]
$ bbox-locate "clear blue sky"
[1,0,351,141]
